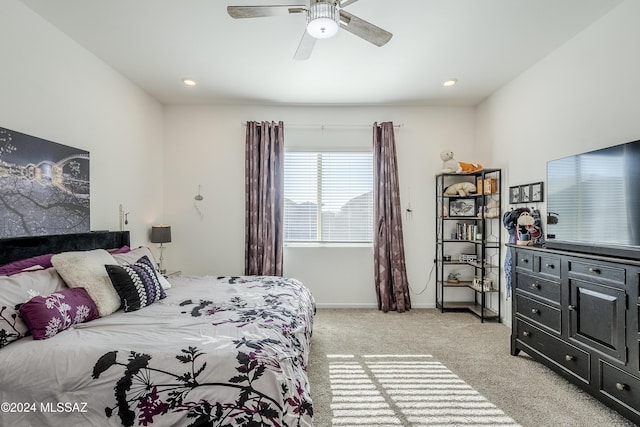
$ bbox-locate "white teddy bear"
[444,182,477,196]
[440,150,460,173]
[477,199,500,218]
[440,150,483,174]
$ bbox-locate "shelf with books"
[435,168,502,323]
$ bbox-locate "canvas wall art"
[0,127,90,238]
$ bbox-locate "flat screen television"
[546,138,640,260]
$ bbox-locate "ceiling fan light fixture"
[306,2,340,39]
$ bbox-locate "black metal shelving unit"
[435,168,502,322]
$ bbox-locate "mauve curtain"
[244,121,284,276]
[373,122,411,313]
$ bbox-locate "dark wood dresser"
[509,244,640,424]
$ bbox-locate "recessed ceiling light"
[443,79,458,87]
[182,78,197,87]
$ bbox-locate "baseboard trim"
[314,303,437,309]
[315,303,377,309]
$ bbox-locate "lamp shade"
[150,225,171,244]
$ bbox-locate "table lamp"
[150,225,171,274]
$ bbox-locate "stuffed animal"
[440,150,483,174]
[516,211,535,245]
[478,199,500,218]
[444,182,477,196]
[527,209,545,245]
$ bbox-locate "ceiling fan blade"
[339,10,392,47]
[294,29,316,60]
[227,5,306,19]
[339,0,360,7]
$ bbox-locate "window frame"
[283,148,374,246]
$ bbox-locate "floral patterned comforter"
[0,275,315,427]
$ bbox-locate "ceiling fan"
[227,0,393,60]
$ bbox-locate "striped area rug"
[329,354,521,426]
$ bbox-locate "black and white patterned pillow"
[105,256,166,312]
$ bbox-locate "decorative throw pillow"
[112,246,156,267]
[105,256,166,312]
[0,268,67,349]
[0,253,54,276]
[19,288,99,340]
[108,245,131,255]
[51,249,121,317]
[112,246,171,289]
[156,272,172,290]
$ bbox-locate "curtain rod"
[241,122,403,129]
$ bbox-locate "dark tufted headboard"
[0,231,130,266]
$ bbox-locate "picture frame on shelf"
[449,198,476,217]
[509,186,521,204]
[531,182,544,202]
[520,184,531,203]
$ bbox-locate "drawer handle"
[616,383,628,391]
[521,258,529,263]
[530,283,540,290]
[589,267,601,274]
[545,263,555,269]
[531,308,540,315]
[522,331,531,337]
[565,355,575,362]
[568,305,576,311]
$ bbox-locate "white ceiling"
[20,0,623,106]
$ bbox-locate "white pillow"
[0,268,67,349]
[112,246,171,289]
[157,273,172,290]
[112,246,157,266]
[51,249,121,317]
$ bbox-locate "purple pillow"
[19,288,99,340]
[0,254,54,277]
[108,245,131,255]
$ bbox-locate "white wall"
[0,0,164,246]
[476,0,640,324]
[163,105,479,307]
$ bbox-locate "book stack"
[454,223,478,240]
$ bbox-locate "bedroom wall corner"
[0,0,165,246]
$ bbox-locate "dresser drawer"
[515,319,590,382]
[600,362,640,416]
[537,255,561,278]
[516,294,561,334]
[516,272,560,304]
[569,260,626,285]
[515,251,534,271]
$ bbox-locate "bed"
[0,231,315,426]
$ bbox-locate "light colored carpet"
[307,308,636,427]
[328,354,520,426]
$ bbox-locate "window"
[284,151,373,243]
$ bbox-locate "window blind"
[284,151,373,243]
